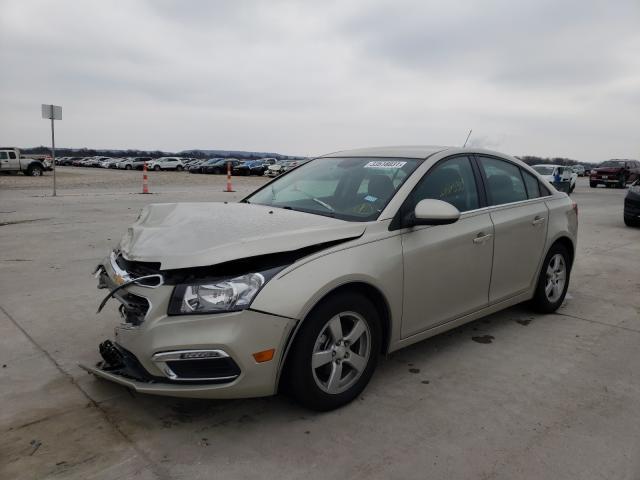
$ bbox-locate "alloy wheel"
[545,253,566,303]
[311,311,371,395]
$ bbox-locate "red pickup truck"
[590,159,640,188]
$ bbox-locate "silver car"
[86,146,578,410]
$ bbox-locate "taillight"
[572,200,578,221]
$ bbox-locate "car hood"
[593,167,623,173]
[119,202,366,270]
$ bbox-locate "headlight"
[169,273,266,315]
[630,184,640,194]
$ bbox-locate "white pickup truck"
[531,164,577,194]
[0,148,49,176]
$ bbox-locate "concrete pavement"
[1,174,639,479]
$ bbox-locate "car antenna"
[463,129,473,148]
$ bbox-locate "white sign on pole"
[41,104,62,120]
[41,103,62,196]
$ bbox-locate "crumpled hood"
[119,202,365,270]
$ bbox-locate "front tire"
[286,292,381,411]
[625,216,640,227]
[125,165,132,170]
[530,243,571,313]
[589,181,597,188]
[153,165,161,171]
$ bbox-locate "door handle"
[532,216,546,226]
[473,232,493,244]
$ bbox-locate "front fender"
[250,234,404,340]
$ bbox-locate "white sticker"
[364,161,407,169]
[364,195,378,202]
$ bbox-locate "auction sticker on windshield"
[364,161,407,169]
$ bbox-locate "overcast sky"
[1,0,638,161]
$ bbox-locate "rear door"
[400,155,494,337]
[476,156,549,303]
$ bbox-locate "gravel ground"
[0,166,269,192]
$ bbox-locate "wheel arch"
[26,161,44,173]
[276,280,393,392]
[550,236,575,269]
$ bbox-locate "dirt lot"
[1,170,639,480]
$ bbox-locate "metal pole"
[50,106,56,197]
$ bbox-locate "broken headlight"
[168,273,267,315]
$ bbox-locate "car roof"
[320,145,448,159]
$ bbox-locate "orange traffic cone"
[142,162,150,194]
[224,161,235,192]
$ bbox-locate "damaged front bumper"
[82,253,298,399]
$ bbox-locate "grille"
[166,358,241,380]
[115,254,161,278]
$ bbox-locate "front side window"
[8,152,16,159]
[245,157,422,221]
[407,156,479,213]
[478,156,528,206]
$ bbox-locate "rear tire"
[589,182,597,188]
[286,292,381,411]
[176,165,183,171]
[530,243,571,313]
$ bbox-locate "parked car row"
[55,155,308,177]
[189,158,309,176]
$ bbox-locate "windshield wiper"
[290,187,335,212]
[280,205,335,218]
[311,198,334,212]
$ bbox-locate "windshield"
[244,157,422,221]
[600,160,625,167]
[533,166,555,175]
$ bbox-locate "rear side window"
[0,152,7,159]
[478,156,528,206]
[522,170,541,199]
[410,156,480,212]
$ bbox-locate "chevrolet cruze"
[85,146,578,411]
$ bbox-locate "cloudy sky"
[1,0,638,161]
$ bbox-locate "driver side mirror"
[408,199,461,227]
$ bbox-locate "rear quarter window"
[522,170,541,199]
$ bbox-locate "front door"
[400,156,493,338]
